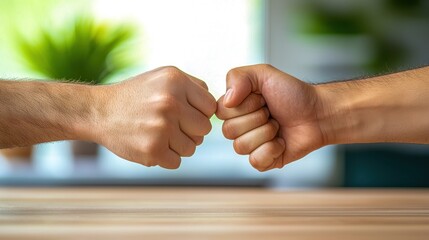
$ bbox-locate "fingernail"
[224,88,233,104]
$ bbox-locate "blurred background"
[1,0,428,188]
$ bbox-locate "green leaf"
[16,14,138,84]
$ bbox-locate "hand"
[91,66,217,169]
[216,64,326,171]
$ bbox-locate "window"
[93,0,268,183]
[0,0,338,187]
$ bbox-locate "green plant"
[18,15,137,84]
[296,3,407,74]
[299,7,368,35]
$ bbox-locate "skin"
[216,64,429,172]
[0,66,217,169]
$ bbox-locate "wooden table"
[0,188,428,240]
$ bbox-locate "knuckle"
[134,154,157,167]
[222,121,236,139]
[233,138,249,155]
[198,80,209,90]
[155,95,180,115]
[182,144,196,157]
[260,64,275,71]
[201,119,213,135]
[144,159,158,167]
[256,108,270,124]
[194,136,204,145]
[269,122,277,132]
[266,143,278,156]
[159,66,184,84]
[266,121,279,135]
[249,155,265,172]
[169,160,181,169]
[160,66,181,75]
[226,68,240,80]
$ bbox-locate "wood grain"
[0,188,428,240]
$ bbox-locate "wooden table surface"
[0,188,428,240]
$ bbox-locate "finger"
[258,156,283,172]
[222,107,270,139]
[216,93,265,120]
[249,138,285,172]
[185,73,209,91]
[158,149,182,169]
[179,104,212,136]
[233,119,280,155]
[224,65,275,108]
[186,80,217,118]
[169,128,197,157]
[190,136,204,146]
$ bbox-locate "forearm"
[316,66,429,145]
[0,80,103,148]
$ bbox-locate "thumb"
[223,65,267,108]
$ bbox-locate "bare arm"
[217,64,429,171]
[317,66,429,145]
[0,66,216,169]
[0,80,98,147]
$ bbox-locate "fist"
[216,64,326,172]
[93,66,217,169]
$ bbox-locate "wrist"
[69,84,111,143]
[314,81,372,145]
